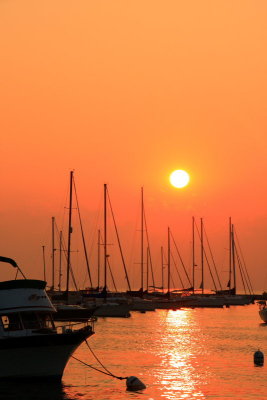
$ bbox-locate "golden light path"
[169,169,190,188]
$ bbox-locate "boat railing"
[55,317,96,334]
[0,317,96,337]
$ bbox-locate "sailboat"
[47,171,99,320]
[83,184,131,318]
[216,219,253,306]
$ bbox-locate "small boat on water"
[0,256,95,381]
[258,300,267,323]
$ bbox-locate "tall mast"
[232,223,236,294]
[167,227,171,298]
[200,217,204,295]
[146,246,149,292]
[192,216,195,294]
[104,184,107,297]
[58,230,62,291]
[228,217,232,290]
[161,246,164,293]
[66,170,73,299]
[51,216,55,290]
[97,229,101,290]
[140,187,144,292]
[42,245,46,282]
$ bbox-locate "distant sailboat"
[83,184,131,318]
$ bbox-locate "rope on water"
[71,355,126,380]
[71,339,127,381]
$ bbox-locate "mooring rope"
[71,339,127,381]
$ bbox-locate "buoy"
[126,376,146,391]
[254,350,264,366]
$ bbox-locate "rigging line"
[99,231,117,292]
[73,178,93,287]
[170,271,175,289]
[237,245,249,294]
[170,249,185,288]
[169,230,192,286]
[107,256,117,292]
[203,225,223,290]
[162,247,176,291]
[80,194,102,290]
[233,227,254,293]
[106,188,131,291]
[87,193,102,259]
[143,205,155,288]
[194,222,218,291]
[234,244,251,294]
[54,222,79,292]
[148,247,155,290]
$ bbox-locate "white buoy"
[126,376,146,391]
[254,350,264,366]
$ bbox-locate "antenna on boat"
[0,256,26,279]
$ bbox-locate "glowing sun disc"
[170,170,190,188]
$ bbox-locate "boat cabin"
[0,279,56,336]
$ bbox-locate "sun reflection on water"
[155,309,206,399]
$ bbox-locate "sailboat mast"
[104,184,107,294]
[200,217,204,295]
[97,229,101,290]
[66,170,73,297]
[228,217,232,290]
[192,216,195,294]
[161,246,164,293]
[42,245,46,282]
[232,223,236,293]
[51,216,55,290]
[167,227,171,298]
[146,246,149,292]
[140,187,144,292]
[58,230,62,291]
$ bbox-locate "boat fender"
[126,376,146,391]
[254,350,264,366]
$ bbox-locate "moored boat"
[258,300,267,323]
[0,257,94,381]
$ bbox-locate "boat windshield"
[21,312,55,330]
[0,312,55,331]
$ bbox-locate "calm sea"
[1,303,267,400]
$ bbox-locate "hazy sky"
[1,1,267,292]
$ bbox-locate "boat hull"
[92,303,131,318]
[259,308,267,323]
[0,327,93,380]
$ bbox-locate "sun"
[169,170,190,188]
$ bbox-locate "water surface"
[2,304,267,400]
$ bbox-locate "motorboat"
[0,256,95,381]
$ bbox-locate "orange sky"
[1,1,267,292]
